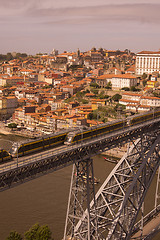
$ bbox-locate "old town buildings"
[0,48,160,135]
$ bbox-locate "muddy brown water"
[0,134,159,239]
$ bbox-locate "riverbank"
[103,146,127,159]
[0,122,35,139]
[0,128,12,135]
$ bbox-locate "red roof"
[137,51,160,55]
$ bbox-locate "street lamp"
[0,139,19,168]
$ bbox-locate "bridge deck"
[0,117,159,193]
[1,117,160,174]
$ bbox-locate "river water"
[0,134,159,240]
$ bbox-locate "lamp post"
[16,142,18,168]
[0,139,18,168]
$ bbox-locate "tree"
[111,94,122,102]
[24,223,40,240]
[130,86,141,92]
[90,82,100,88]
[64,97,74,103]
[6,52,13,61]
[6,231,23,240]
[24,223,52,240]
[81,99,89,104]
[88,112,94,120]
[37,225,52,240]
[142,73,147,79]
[105,81,112,89]
[8,123,17,130]
[84,89,90,94]
[155,82,160,88]
[76,91,84,98]
[121,87,130,91]
[142,80,147,87]
[153,91,160,98]
[91,89,98,95]
[91,47,96,52]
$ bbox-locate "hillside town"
[0,48,160,138]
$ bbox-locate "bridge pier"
[63,158,99,240]
[64,128,160,240]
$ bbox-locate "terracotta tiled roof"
[97,74,136,79]
[137,51,160,54]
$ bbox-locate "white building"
[119,92,160,112]
[136,51,160,75]
[96,74,137,89]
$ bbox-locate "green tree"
[153,91,160,98]
[91,89,98,95]
[16,53,27,58]
[68,65,83,71]
[6,52,13,61]
[0,54,6,61]
[130,86,141,92]
[84,89,90,94]
[6,231,23,240]
[142,73,147,79]
[37,225,52,240]
[81,99,89,104]
[111,94,122,102]
[24,223,40,240]
[64,97,74,103]
[90,82,100,88]
[88,112,94,120]
[76,91,84,98]
[24,223,52,240]
[8,123,17,129]
[121,87,130,91]
[105,81,112,89]
[142,80,147,87]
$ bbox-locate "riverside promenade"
[0,122,36,138]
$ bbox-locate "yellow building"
[146,80,156,88]
[91,99,106,110]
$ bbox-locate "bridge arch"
[64,129,160,239]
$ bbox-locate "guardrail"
[132,205,160,235]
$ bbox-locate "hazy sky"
[0,0,160,54]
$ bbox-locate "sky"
[0,0,160,55]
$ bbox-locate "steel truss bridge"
[0,117,160,239]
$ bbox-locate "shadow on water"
[0,137,159,240]
[0,154,115,240]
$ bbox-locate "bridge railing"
[132,204,160,235]
[0,117,160,175]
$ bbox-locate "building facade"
[0,96,18,120]
[136,51,160,75]
[96,74,137,89]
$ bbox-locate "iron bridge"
[0,117,160,239]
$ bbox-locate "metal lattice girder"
[0,119,160,192]
[64,158,100,240]
[155,166,160,208]
[73,131,160,240]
